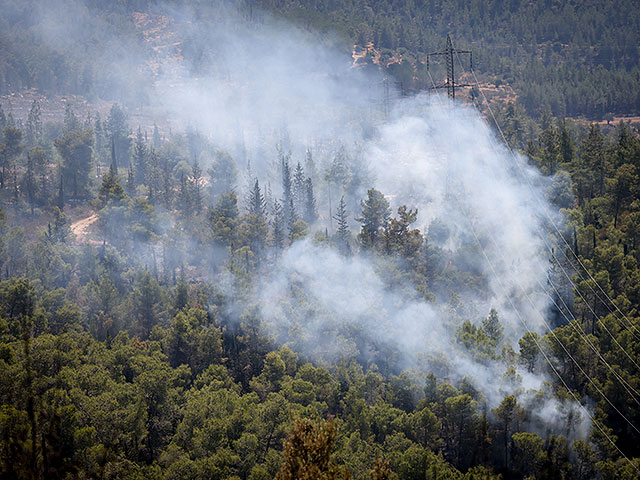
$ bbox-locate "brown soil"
[70,213,100,244]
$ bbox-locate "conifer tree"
[287,197,297,239]
[24,152,37,215]
[357,188,390,249]
[304,177,318,224]
[333,195,350,254]
[26,100,42,146]
[133,126,147,185]
[272,199,285,251]
[558,120,574,165]
[94,113,104,161]
[161,156,173,209]
[248,179,266,217]
[110,135,118,174]
[153,123,160,149]
[582,123,606,196]
[191,161,204,214]
[293,162,306,212]
[99,165,126,206]
[282,158,293,224]
[63,102,79,132]
[276,418,350,480]
[126,164,136,197]
[177,172,191,216]
[57,171,64,210]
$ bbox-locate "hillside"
[1,2,640,479]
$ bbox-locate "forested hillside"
[2,1,640,479]
[257,0,640,119]
[2,0,639,119]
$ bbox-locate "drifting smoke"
[18,0,586,435]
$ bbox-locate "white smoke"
[17,0,587,435]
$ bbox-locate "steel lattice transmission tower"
[427,34,473,100]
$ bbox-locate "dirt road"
[70,213,99,243]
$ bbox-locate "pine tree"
[107,104,129,170]
[282,158,293,224]
[276,418,350,480]
[1,126,24,191]
[26,100,42,146]
[177,172,191,216]
[99,164,126,206]
[538,124,558,175]
[162,156,173,209]
[558,120,574,165]
[304,177,318,224]
[24,151,37,215]
[57,171,64,211]
[582,123,606,196]
[247,178,265,217]
[133,126,147,185]
[153,124,160,149]
[287,197,297,239]
[272,199,285,251]
[63,102,79,132]
[110,135,118,174]
[293,162,306,212]
[126,164,136,197]
[191,161,204,214]
[305,148,317,181]
[333,195,350,254]
[29,147,49,206]
[356,188,390,249]
[481,308,504,345]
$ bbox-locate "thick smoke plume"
[18,0,585,436]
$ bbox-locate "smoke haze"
[9,0,585,435]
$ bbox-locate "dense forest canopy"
[1,1,640,479]
[1,0,639,118]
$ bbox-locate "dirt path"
[70,213,99,242]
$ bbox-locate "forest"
[2,1,640,480]
[2,0,639,119]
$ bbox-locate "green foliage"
[276,417,350,480]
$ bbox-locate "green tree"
[54,129,94,198]
[98,165,127,207]
[511,432,546,478]
[132,271,163,337]
[107,104,130,170]
[209,192,239,247]
[381,205,422,258]
[492,395,524,470]
[518,332,540,373]
[607,163,637,227]
[276,417,351,480]
[333,196,351,255]
[357,188,390,249]
[248,179,266,218]
[481,309,503,346]
[1,126,24,192]
[581,124,607,196]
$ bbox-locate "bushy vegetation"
[1,94,640,478]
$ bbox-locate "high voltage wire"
[465,208,640,475]
[452,43,640,347]
[427,63,640,411]
[451,42,640,382]
[424,53,640,471]
[448,76,640,404]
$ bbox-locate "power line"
[425,44,640,468]
[427,34,473,101]
[452,44,640,352]
[463,203,640,474]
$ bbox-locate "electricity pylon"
[427,34,473,101]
